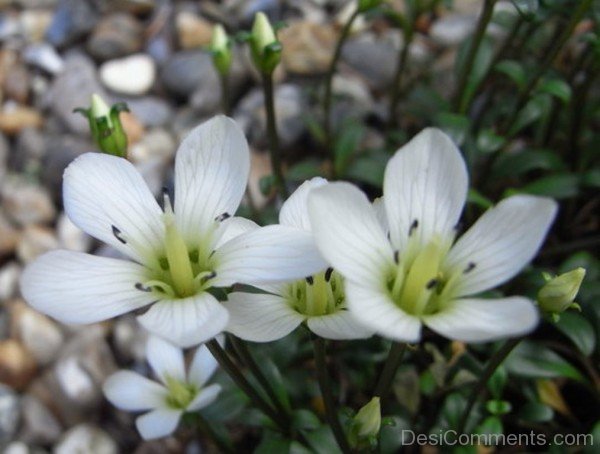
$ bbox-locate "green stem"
[219,73,230,116]
[312,337,352,453]
[323,8,360,157]
[229,335,291,421]
[456,337,521,433]
[453,0,498,114]
[387,24,414,129]
[196,413,235,454]
[261,72,288,199]
[373,342,407,400]
[206,340,286,432]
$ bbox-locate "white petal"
[222,292,304,342]
[137,292,229,348]
[103,371,167,411]
[423,297,539,343]
[21,250,155,324]
[212,225,328,287]
[63,153,164,262]
[213,216,259,249]
[174,116,250,245]
[345,281,422,342]
[384,128,468,251]
[136,409,182,440]
[279,177,328,230]
[187,384,222,411]
[307,311,373,340]
[445,195,558,296]
[308,182,394,287]
[188,344,219,386]
[146,336,185,385]
[373,197,389,234]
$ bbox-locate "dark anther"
[135,282,152,292]
[426,279,439,290]
[409,219,419,236]
[112,225,126,244]
[209,250,216,258]
[201,271,217,283]
[324,267,334,282]
[394,250,400,264]
[215,212,231,222]
[305,276,314,285]
[464,262,476,274]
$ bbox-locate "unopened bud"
[75,94,129,158]
[537,268,585,314]
[210,24,232,75]
[354,397,381,438]
[250,12,281,74]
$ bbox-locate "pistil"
[163,196,195,297]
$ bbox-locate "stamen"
[409,219,419,236]
[215,212,231,222]
[324,268,334,282]
[135,282,152,292]
[393,250,400,264]
[306,276,314,285]
[464,262,476,274]
[426,279,439,290]
[112,225,127,244]
[194,270,217,286]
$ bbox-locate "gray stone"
[45,0,99,48]
[0,384,21,445]
[12,127,46,173]
[124,96,173,127]
[23,43,65,75]
[16,225,59,263]
[55,424,118,454]
[87,13,144,61]
[430,13,477,46]
[160,50,214,99]
[20,394,62,445]
[113,316,148,362]
[1,177,56,227]
[0,262,21,302]
[57,213,92,252]
[0,133,7,183]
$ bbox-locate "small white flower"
[103,336,221,440]
[223,178,372,342]
[21,116,326,347]
[308,128,558,343]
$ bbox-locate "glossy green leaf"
[435,112,470,145]
[487,367,507,398]
[334,120,364,176]
[477,129,507,154]
[537,79,572,103]
[345,153,387,187]
[505,341,585,382]
[520,173,579,199]
[494,60,527,90]
[286,159,323,181]
[485,399,512,415]
[292,409,321,431]
[508,94,551,137]
[476,416,504,437]
[467,188,494,209]
[554,312,596,356]
[492,149,564,178]
[519,401,554,422]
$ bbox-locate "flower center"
[287,268,345,317]
[164,375,198,410]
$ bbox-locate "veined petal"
[103,371,167,411]
[187,384,222,411]
[373,197,389,234]
[188,344,219,386]
[146,336,186,385]
[345,281,422,342]
[21,250,155,324]
[213,216,259,249]
[63,153,164,263]
[445,195,558,296]
[137,292,229,348]
[423,297,538,342]
[136,409,182,440]
[308,182,394,287]
[279,177,328,231]
[384,128,468,251]
[223,292,304,342]
[307,311,373,340]
[212,225,327,287]
[174,116,250,245]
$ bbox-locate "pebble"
[57,213,92,252]
[0,132,7,182]
[3,61,30,104]
[0,384,21,445]
[160,50,213,98]
[0,105,43,135]
[120,111,145,144]
[12,127,46,173]
[430,13,477,46]
[46,0,98,48]
[130,128,176,164]
[248,150,272,210]
[279,21,336,75]
[125,95,173,127]
[113,316,148,362]
[176,11,213,49]
[99,53,156,96]
[0,262,21,302]
[87,13,144,61]
[0,339,37,391]
[1,177,56,226]
[40,134,91,198]
[16,225,59,263]
[19,9,53,42]
[20,394,62,444]
[23,43,64,74]
[0,211,20,258]
[55,424,118,454]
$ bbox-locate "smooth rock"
[23,43,64,74]
[1,177,55,226]
[124,95,173,127]
[45,0,98,48]
[279,21,336,75]
[55,424,118,454]
[160,50,212,98]
[0,340,37,391]
[430,13,477,46]
[12,127,46,172]
[0,132,7,182]
[3,61,30,103]
[87,13,144,61]
[54,357,98,405]
[0,105,43,135]
[99,53,155,96]
[19,9,53,42]
[248,150,272,210]
[130,128,176,164]
[176,11,213,49]
[120,111,145,144]
[16,225,59,263]
[0,262,21,302]
[113,316,148,362]
[40,134,91,198]
[20,394,62,444]
[0,384,20,444]
[57,213,92,252]
[0,211,19,258]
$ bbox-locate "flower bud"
[354,397,381,438]
[537,268,585,314]
[250,12,281,74]
[74,94,129,158]
[210,24,232,75]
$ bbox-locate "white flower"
[103,336,221,440]
[223,178,372,342]
[21,116,326,347]
[307,128,558,343]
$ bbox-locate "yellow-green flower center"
[165,375,198,410]
[287,269,345,317]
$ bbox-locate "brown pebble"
[0,339,38,391]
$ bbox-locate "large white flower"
[224,177,372,342]
[308,128,558,343]
[21,116,326,347]
[103,336,221,440]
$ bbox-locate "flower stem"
[323,8,360,159]
[373,342,407,400]
[456,337,521,434]
[312,336,352,453]
[206,339,286,432]
[261,72,288,199]
[196,413,235,454]
[219,73,230,116]
[387,21,414,129]
[452,0,498,114]
[229,335,291,422]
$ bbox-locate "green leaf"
[345,153,387,187]
[508,94,551,137]
[485,399,512,415]
[519,173,579,199]
[492,149,564,178]
[286,159,323,181]
[260,358,293,412]
[511,0,539,19]
[259,174,276,196]
[518,401,554,422]
[442,393,467,429]
[303,425,343,454]
[582,169,600,188]
[292,409,321,431]
[476,129,507,154]
[584,420,600,454]
[537,79,572,103]
[467,188,493,209]
[455,36,495,110]
[505,341,585,382]
[476,416,504,437]
[255,431,292,454]
[487,366,507,398]
[435,112,470,145]
[334,121,365,176]
[554,312,596,356]
[494,60,527,90]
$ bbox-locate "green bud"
[74,94,129,158]
[250,12,282,74]
[537,268,586,314]
[354,397,381,438]
[210,24,232,75]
